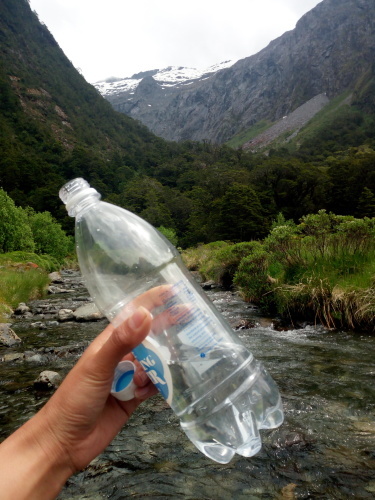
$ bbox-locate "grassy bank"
[182,211,375,332]
[0,252,62,322]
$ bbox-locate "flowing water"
[0,273,374,499]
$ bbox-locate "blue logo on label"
[133,343,169,401]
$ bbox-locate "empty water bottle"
[59,178,284,464]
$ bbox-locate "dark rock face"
[100,0,375,143]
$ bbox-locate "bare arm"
[0,306,157,500]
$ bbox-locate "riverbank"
[0,252,64,322]
[1,270,374,498]
[182,213,375,333]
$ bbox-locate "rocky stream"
[0,270,374,499]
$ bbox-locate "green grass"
[0,268,50,320]
[0,251,60,272]
[184,233,375,332]
[181,241,230,271]
[225,120,273,149]
[0,251,58,322]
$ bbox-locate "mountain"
[0,0,169,218]
[95,61,234,98]
[96,0,375,144]
[1,0,375,248]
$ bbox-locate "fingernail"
[128,307,147,330]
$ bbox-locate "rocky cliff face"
[97,0,375,144]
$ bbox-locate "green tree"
[27,208,72,261]
[0,189,35,252]
[184,187,213,246]
[157,226,179,247]
[356,187,375,218]
[209,183,266,242]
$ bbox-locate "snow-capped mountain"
[93,0,375,144]
[94,60,235,97]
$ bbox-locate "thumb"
[94,306,152,379]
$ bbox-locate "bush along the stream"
[183,211,375,332]
[0,188,75,320]
[0,188,73,261]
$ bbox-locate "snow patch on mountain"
[94,60,235,96]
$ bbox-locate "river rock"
[0,324,21,346]
[48,285,72,294]
[31,321,47,329]
[272,430,311,450]
[233,319,256,330]
[48,271,63,283]
[73,303,105,321]
[34,370,62,390]
[201,280,220,290]
[26,353,44,363]
[46,320,59,327]
[57,308,75,322]
[14,302,31,315]
[1,352,24,362]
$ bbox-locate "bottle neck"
[59,178,101,217]
[69,194,100,217]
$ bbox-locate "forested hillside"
[0,0,375,248]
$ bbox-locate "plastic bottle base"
[195,442,236,464]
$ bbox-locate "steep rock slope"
[97,0,375,144]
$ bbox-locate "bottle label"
[133,338,173,405]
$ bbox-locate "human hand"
[0,305,157,499]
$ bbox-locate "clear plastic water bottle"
[59,178,284,464]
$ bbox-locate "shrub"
[157,226,179,247]
[26,208,73,262]
[201,241,263,288]
[299,210,338,258]
[181,241,229,271]
[233,249,273,305]
[264,224,304,269]
[0,189,35,253]
[335,217,375,254]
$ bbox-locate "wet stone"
[34,370,62,390]
[1,352,24,362]
[48,285,72,294]
[73,303,105,321]
[14,302,30,315]
[48,271,63,283]
[30,321,47,329]
[26,353,44,363]
[57,309,75,322]
[0,324,21,346]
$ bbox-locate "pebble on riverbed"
[57,309,75,322]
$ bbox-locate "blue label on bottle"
[133,339,173,404]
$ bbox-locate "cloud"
[29,0,321,82]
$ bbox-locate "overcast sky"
[29,0,322,83]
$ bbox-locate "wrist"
[0,410,73,500]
